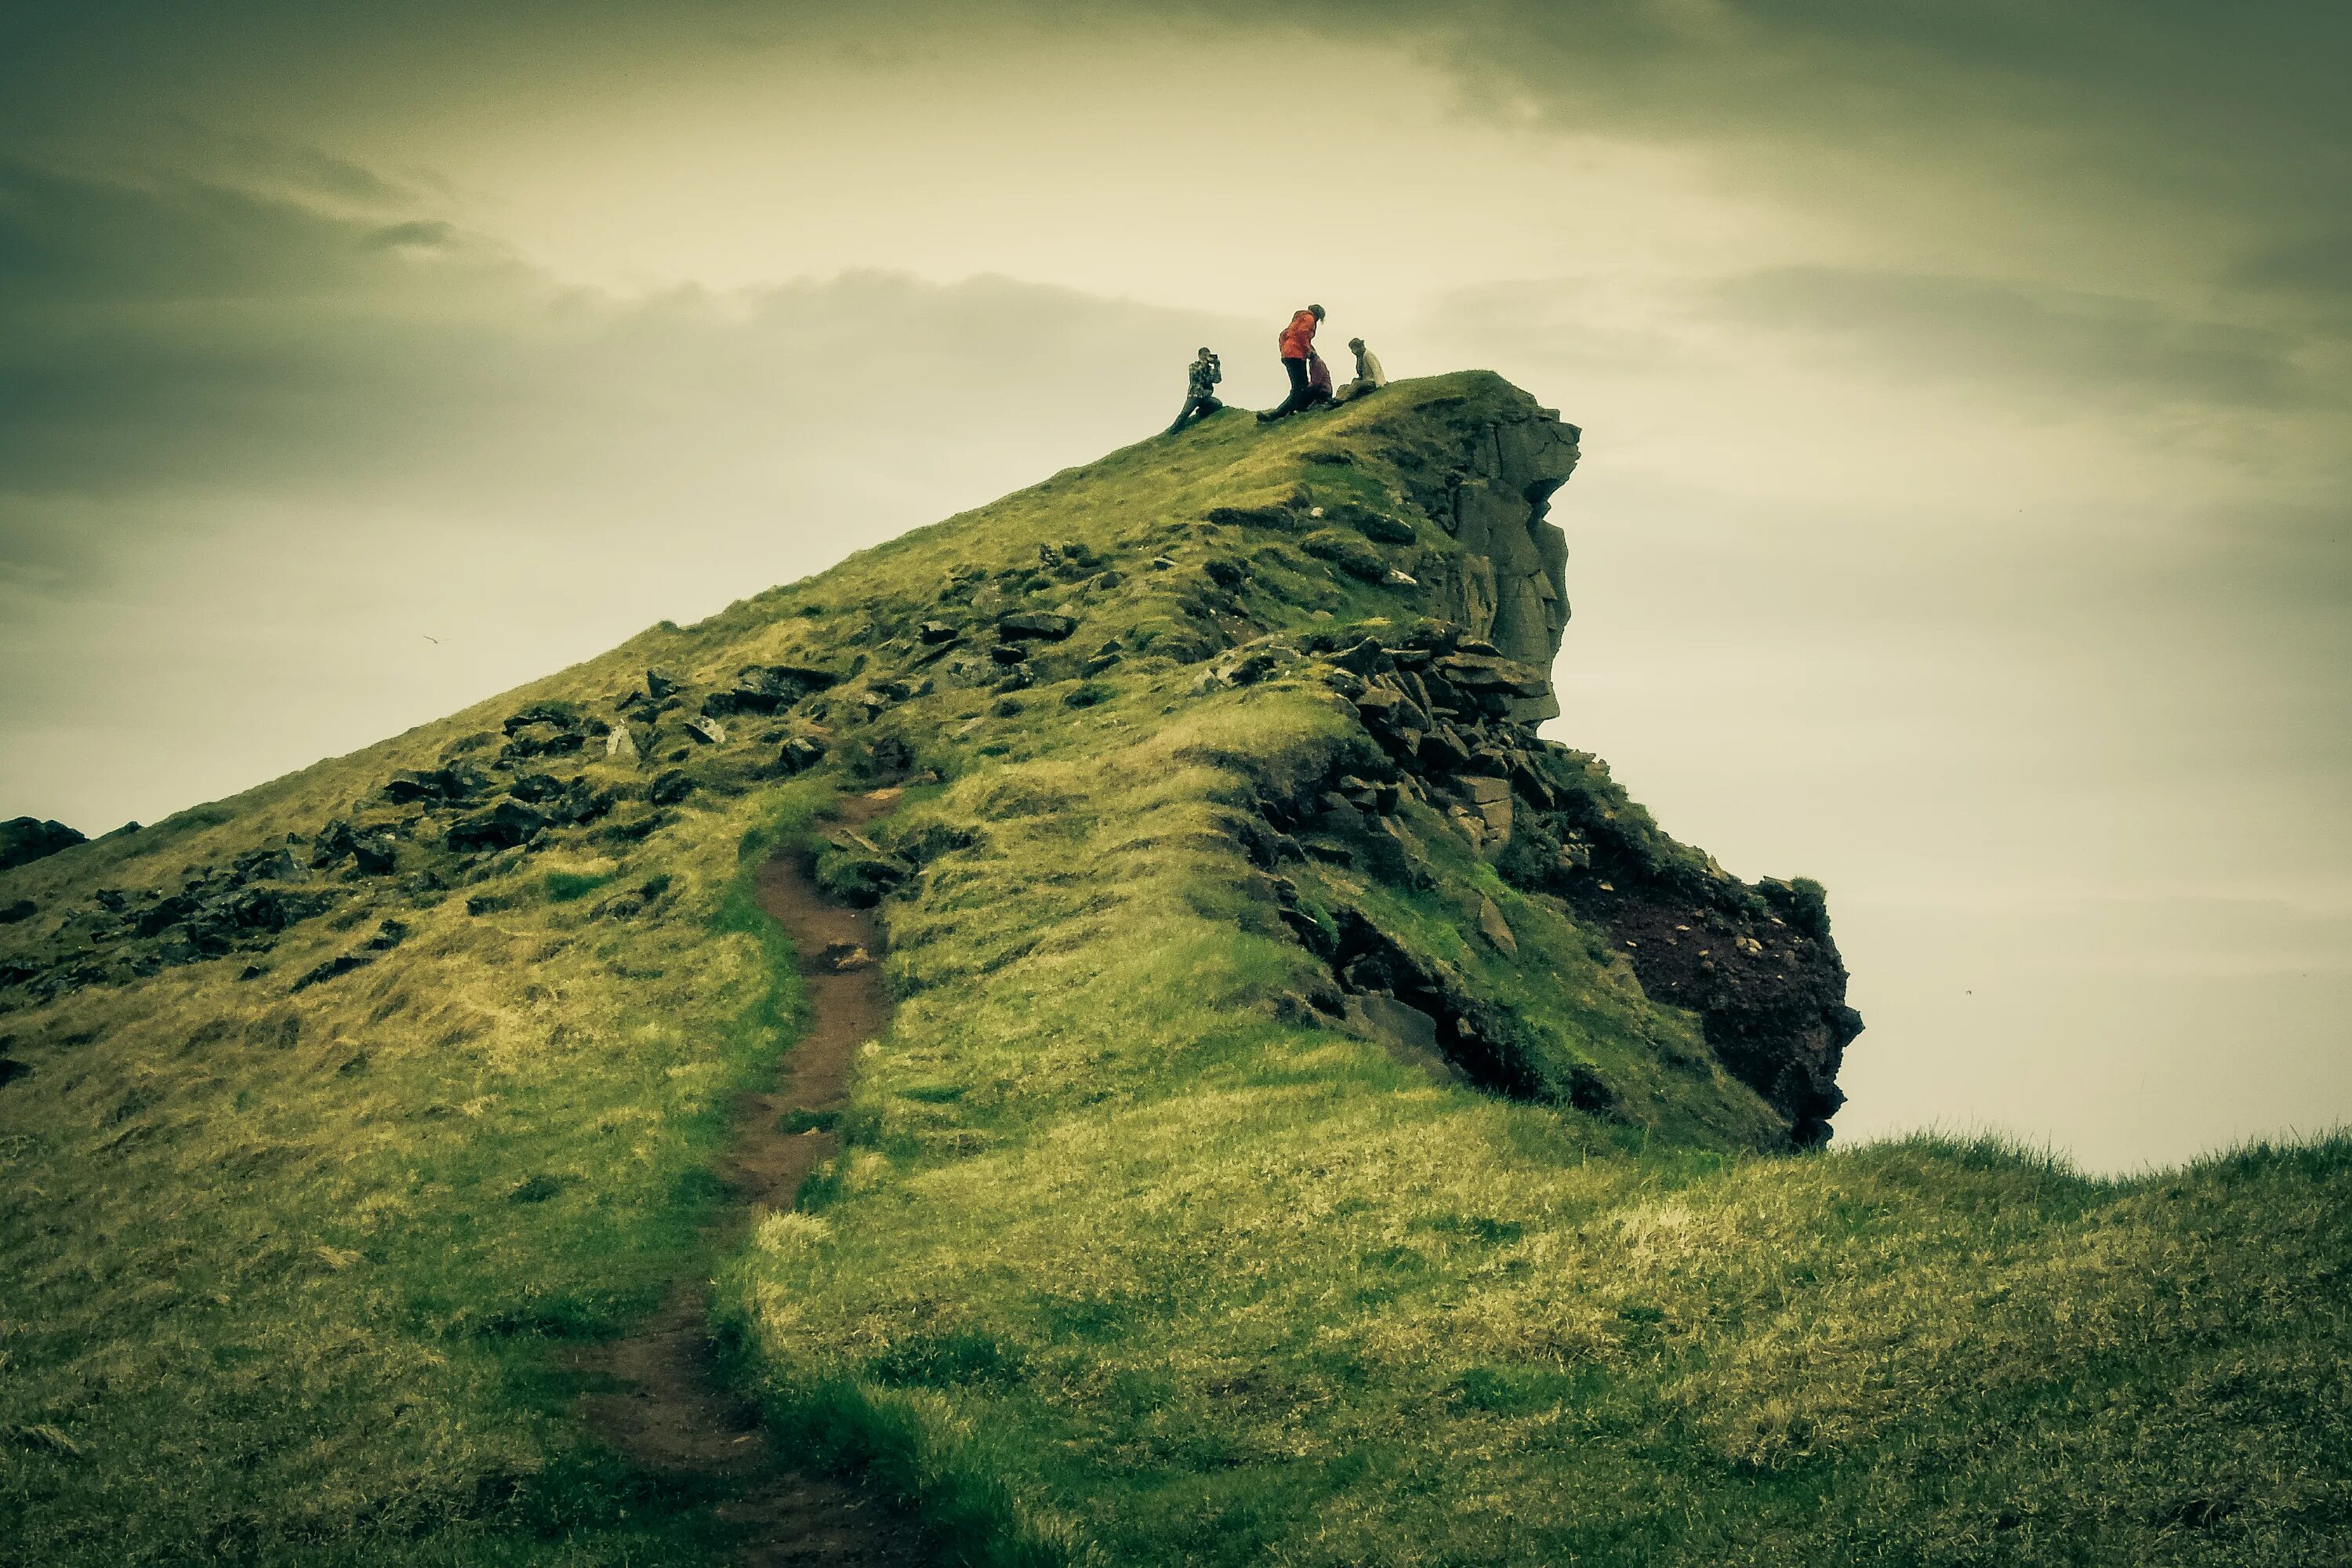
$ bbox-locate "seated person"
[1333,336,1386,402]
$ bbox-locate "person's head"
[1308,304,1325,321]
[1348,336,1364,350]
[1196,346,1213,358]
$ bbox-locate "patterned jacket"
[1187,352,1222,399]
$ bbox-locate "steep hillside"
[2,374,2345,1566]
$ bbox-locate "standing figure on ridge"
[1256,303,1324,421]
[1333,336,1385,403]
[1166,346,1224,434]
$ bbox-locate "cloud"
[1714,266,2321,411]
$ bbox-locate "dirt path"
[576,789,927,1566]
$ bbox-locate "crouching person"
[1167,347,1224,434]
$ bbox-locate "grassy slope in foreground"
[0,373,2344,1566]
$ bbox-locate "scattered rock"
[445,800,552,855]
[685,716,728,746]
[647,770,696,807]
[996,612,1077,641]
[605,726,639,761]
[291,951,373,992]
[777,735,829,775]
[0,899,36,925]
[917,621,962,645]
[815,942,873,972]
[989,644,1029,665]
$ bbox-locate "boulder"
[685,716,727,746]
[996,612,1077,641]
[647,770,696,807]
[917,621,962,645]
[0,899,35,925]
[0,818,85,870]
[445,800,551,854]
[605,726,640,761]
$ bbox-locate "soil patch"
[575,789,927,1565]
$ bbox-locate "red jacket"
[1278,309,1319,360]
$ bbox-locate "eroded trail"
[576,790,924,1566]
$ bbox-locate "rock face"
[1414,413,1581,721]
[0,818,85,870]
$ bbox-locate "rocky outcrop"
[1414,411,1581,720]
[1,818,85,871]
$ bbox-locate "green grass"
[4,375,2347,1565]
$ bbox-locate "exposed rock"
[445,800,551,855]
[0,900,35,925]
[647,770,696,807]
[702,664,840,717]
[605,726,640,761]
[777,735,829,775]
[996,612,1077,641]
[0,818,85,870]
[291,950,373,992]
[1476,895,1518,956]
[1413,411,1581,722]
[685,716,727,746]
[917,621,962,645]
[815,941,873,972]
[382,768,484,806]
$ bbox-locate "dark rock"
[382,768,483,805]
[647,770,696,807]
[310,819,357,867]
[465,893,512,916]
[703,663,841,717]
[445,800,552,854]
[0,1057,27,1089]
[291,951,373,992]
[1301,529,1388,582]
[0,900,34,925]
[917,621,962,645]
[777,735,829,775]
[506,773,565,804]
[1203,557,1247,591]
[685,716,727,746]
[645,667,678,700]
[989,643,1029,665]
[364,919,409,951]
[1,818,86,869]
[350,837,399,877]
[996,612,1077,641]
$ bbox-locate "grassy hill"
[2,373,2345,1566]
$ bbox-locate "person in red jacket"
[1257,303,1324,421]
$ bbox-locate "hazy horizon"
[4,2,2346,1171]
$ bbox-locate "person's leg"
[1258,357,1311,419]
[1167,397,1200,435]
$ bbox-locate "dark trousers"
[1167,394,1221,434]
[1261,355,1312,419]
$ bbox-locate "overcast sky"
[3,2,2346,1171]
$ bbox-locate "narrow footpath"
[577,789,927,1566]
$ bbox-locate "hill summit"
[0,372,1855,1147]
[5,373,2343,1568]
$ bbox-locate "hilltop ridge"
[4,374,2343,1568]
[0,372,1853,1148]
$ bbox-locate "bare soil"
[575,789,928,1565]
